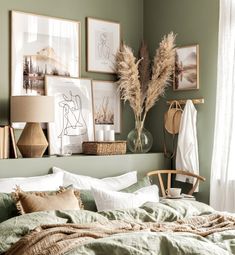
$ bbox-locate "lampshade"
[11,96,54,123]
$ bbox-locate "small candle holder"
[95,130,104,142]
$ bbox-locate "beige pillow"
[12,187,83,214]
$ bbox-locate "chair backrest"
[147,170,205,197]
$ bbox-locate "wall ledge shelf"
[0,153,170,178]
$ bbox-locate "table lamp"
[11,96,54,158]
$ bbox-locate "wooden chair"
[147,170,205,197]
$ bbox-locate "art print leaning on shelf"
[45,76,94,155]
[87,17,120,73]
[11,11,80,128]
[92,80,121,133]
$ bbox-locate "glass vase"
[127,121,153,153]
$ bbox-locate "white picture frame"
[174,44,199,91]
[87,17,120,73]
[45,76,94,155]
[92,80,121,133]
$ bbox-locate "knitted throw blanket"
[5,213,235,255]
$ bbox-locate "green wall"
[0,0,144,139]
[0,153,168,178]
[144,0,219,203]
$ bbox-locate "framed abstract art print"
[92,80,121,133]
[45,76,94,155]
[87,17,120,73]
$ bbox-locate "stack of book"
[0,126,18,159]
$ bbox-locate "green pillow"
[0,193,18,223]
[80,177,151,212]
[121,176,151,193]
[80,190,98,212]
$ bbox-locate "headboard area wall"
[0,153,169,178]
[0,0,154,178]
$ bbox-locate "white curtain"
[210,0,235,212]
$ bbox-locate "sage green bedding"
[0,200,234,255]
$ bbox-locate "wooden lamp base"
[17,122,48,158]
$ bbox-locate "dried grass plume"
[116,33,176,125]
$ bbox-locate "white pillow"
[53,167,137,191]
[91,185,159,212]
[0,172,64,193]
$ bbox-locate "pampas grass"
[116,43,142,123]
[116,33,176,125]
[116,33,176,151]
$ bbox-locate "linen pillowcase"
[53,167,137,191]
[13,187,83,214]
[79,190,97,212]
[0,172,64,193]
[91,185,159,212]
[121,176,151,193]
[80,177,152,212]
[0,185,79,222]
[0,193,18,223]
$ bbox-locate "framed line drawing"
[45,76,94,155]
[11,11,80,97]
[92,80,121,133]
[174,44,199,91]
[87,17,121,73]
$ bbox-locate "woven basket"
[82,141,126,155]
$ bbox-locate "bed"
[0,168,234,255]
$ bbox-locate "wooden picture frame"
[11,11,81,96]
[173,44,199,91]
[92,80,121,133]
[45,76,94,155]
[11,11,81,128]
[87,17,121,73]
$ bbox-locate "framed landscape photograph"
[174,45,199,91]
[11,11,80,97]
[87,17,120,73]
[45,76,94,155]
[92,80,121,133]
